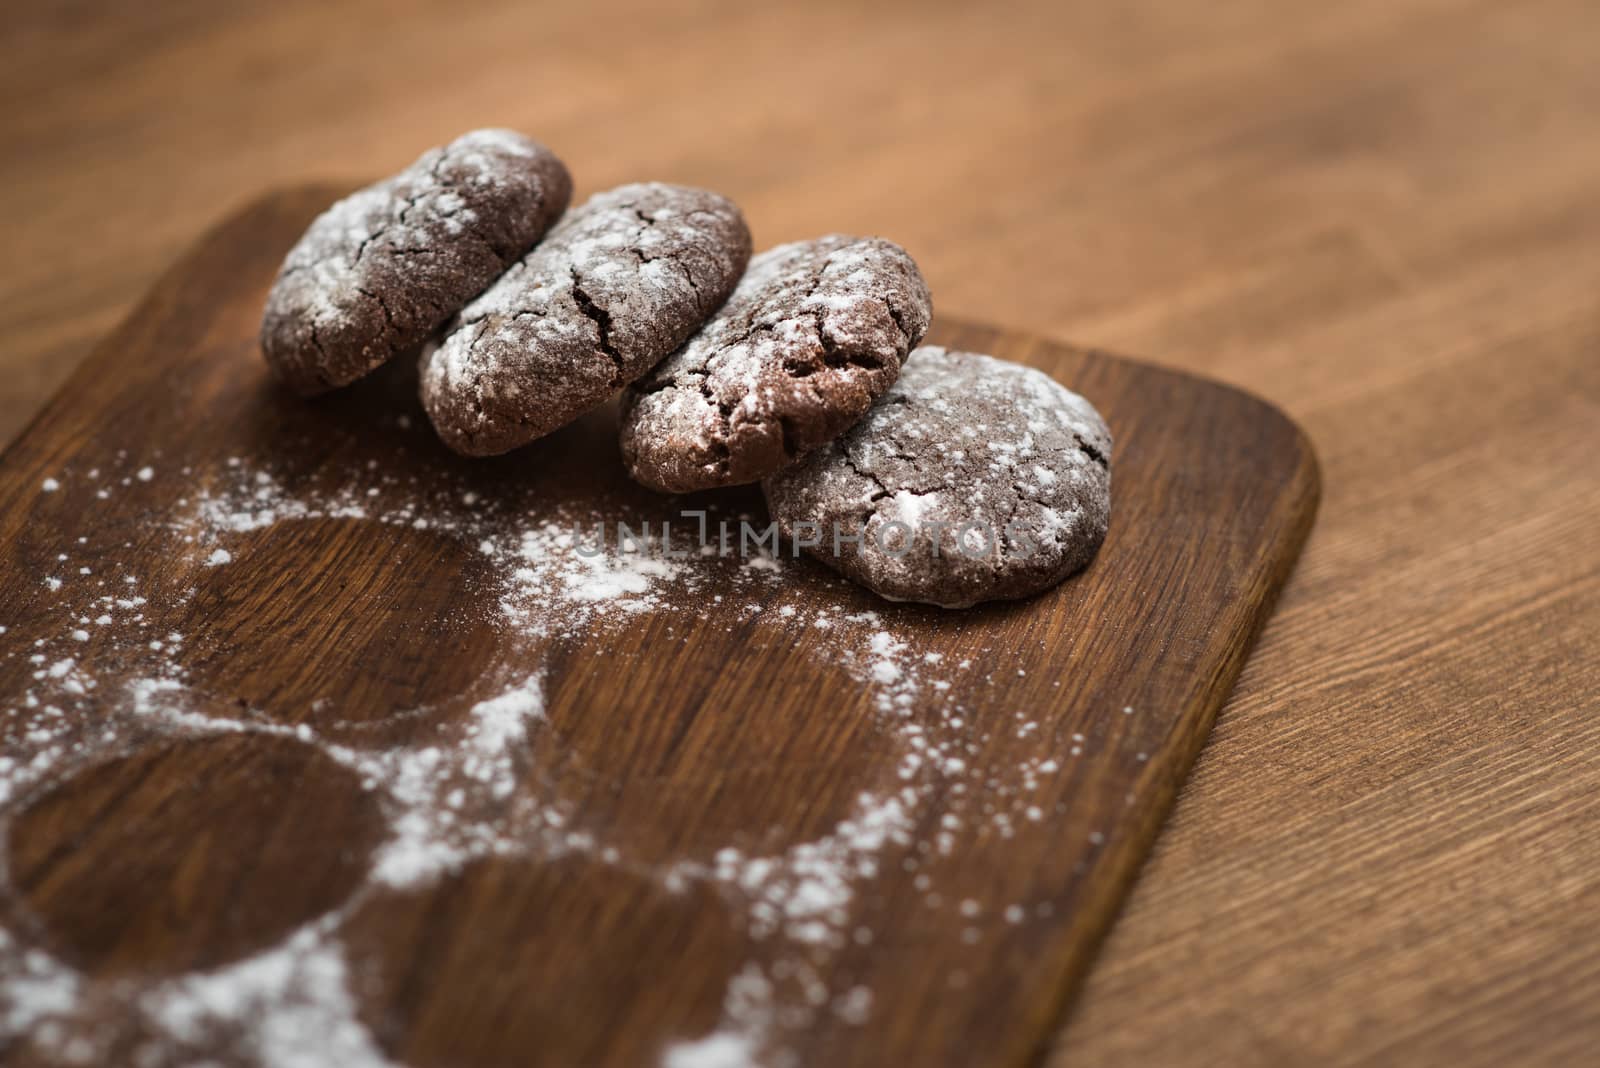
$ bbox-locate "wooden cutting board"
[0,187,1318,1068]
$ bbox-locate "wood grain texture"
[9,734,385,978]
[1,1,1597,1064]
[0,187,1314,1066]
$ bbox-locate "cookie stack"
[261,129,1110,608]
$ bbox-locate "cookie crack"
[841,449,893,503]
[304,321,335,389]
[355,285,398,334]
[695,380,734,466]
[884,298,914,346]
[457,317,496,359]
[427,153,528,263]
[356,171,432,267]
[794,254,898,374]
[396,147,529,267]
[306,321,329,360]
[810,307,885,372]
[676,252,709,309]
[775,413,803,460]
[569,267,625,384]
[1075,436,1109,469]
[626,223,724,315]
[633,371,690,398]
[1000,475,1081,552]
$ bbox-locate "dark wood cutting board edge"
[0,185,1320,1068]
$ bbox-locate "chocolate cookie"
[261,129,572,395]
[762,347,1111,608]
[420,183,751,455]
[619,235,932,493]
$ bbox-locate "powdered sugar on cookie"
[420,183,751,455]
[621,235,932,492]
[764,346,1112,608]
[261,128,571,394]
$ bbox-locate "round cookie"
[619,235,932,493]
[420,183,751,455]
[762,347,1111,608]
[261,128,572,395]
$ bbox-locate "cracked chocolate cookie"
[618,235,932,493]
[420,183,751,455]
[261,129,572,395]
[762,347,1112,608]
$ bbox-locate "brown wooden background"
[2,2,1597,1065]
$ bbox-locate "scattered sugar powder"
[663,1031,757,1068]
[491,522,690,624]
[352,673,556,889]
[0,451,1136,1067]
[0,930,81,1041]
[146,925,391,1068]
[698,789,916,946]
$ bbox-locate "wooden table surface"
[3,1,1596,1065]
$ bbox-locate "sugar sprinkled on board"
[0,450,1130,1068]
[699,789,916,946]
[145,925,392,1068]
[662,1032,757,1068]
[352,672,554,889]
[0,931,81,1040]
